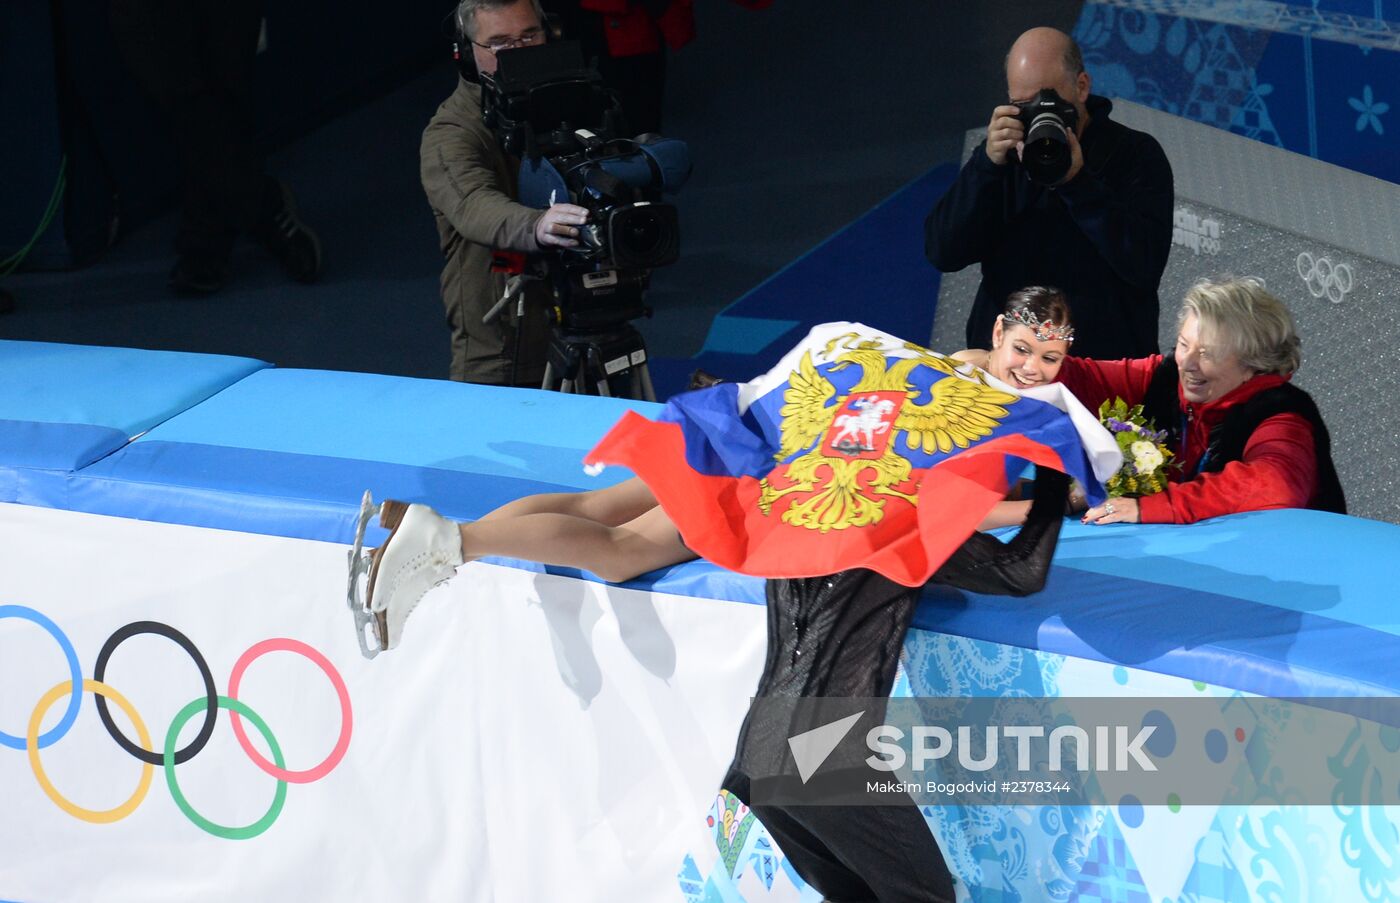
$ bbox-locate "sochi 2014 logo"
[2,605,351,840]
[1172,207,1221,257]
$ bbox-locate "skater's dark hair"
[687,369,726,390]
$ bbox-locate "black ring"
[93,621,218,766]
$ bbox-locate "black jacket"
[925,95,1174,359]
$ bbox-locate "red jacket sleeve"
[1056,354,1162,415]
[1136,413,1318,524]
[582,0,691,54]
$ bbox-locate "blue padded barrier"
[920,512,1400,700]
[64,368,655,544]
[9,358,1400,707]
[0,340,268,485]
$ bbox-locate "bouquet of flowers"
[1098,398,1174,497]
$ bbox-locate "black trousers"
[723,470,1070,900]
[723,570,957,902]
[722,768,955,903]
[109,0,268,258]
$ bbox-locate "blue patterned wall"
[1073,0,1400,184]
[679,630,1400,902]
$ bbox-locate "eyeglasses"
[470,27,546,55]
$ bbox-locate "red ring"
[227,638,352,784]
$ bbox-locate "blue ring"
[0,605,83,750]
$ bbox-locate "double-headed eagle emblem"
[757,333,1018,532]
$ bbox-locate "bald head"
[1006,28,1083,83]
[1004,26,1090,125]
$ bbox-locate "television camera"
[481,39,691,399]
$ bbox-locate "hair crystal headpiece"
[1004,304,1075,343]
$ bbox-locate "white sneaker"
[365,500,464,651]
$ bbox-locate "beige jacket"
[421,78,554,384]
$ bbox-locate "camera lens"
[621,209,664,257]
[1022,112,1071,185]
[607,203,680,268]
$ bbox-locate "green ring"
[164,695,287,840]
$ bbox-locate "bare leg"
[476,477,657,528]
[352,480,684,654]
[460,504,692,583]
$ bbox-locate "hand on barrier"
[1082,496,1140,525]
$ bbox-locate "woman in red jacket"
[1063,278,1345,525]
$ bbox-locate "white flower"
[1132,440,1164,473]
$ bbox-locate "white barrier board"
[0,503,770,902]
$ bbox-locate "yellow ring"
[27,679,154,824]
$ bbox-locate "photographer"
[925,27,1173,359]
[421,0,590,385]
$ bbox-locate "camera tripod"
[540,324,656,401]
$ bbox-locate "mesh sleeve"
[928,468,1070,596]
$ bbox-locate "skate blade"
[346,490,385,660]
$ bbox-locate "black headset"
[446,4,562,83]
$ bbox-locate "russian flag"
[586,323,1121,587]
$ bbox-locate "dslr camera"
[481,39,690,331]
[1014,88,1080,185]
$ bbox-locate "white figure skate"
[346,491,464,658]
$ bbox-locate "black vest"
[1139,358,1346,515]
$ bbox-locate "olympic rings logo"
[1296,252,1354,304]
[1,605,352,840]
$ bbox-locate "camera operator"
[421,0,591,385]
[925,27,1173,359]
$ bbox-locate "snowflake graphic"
[1347,85,1389,135]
